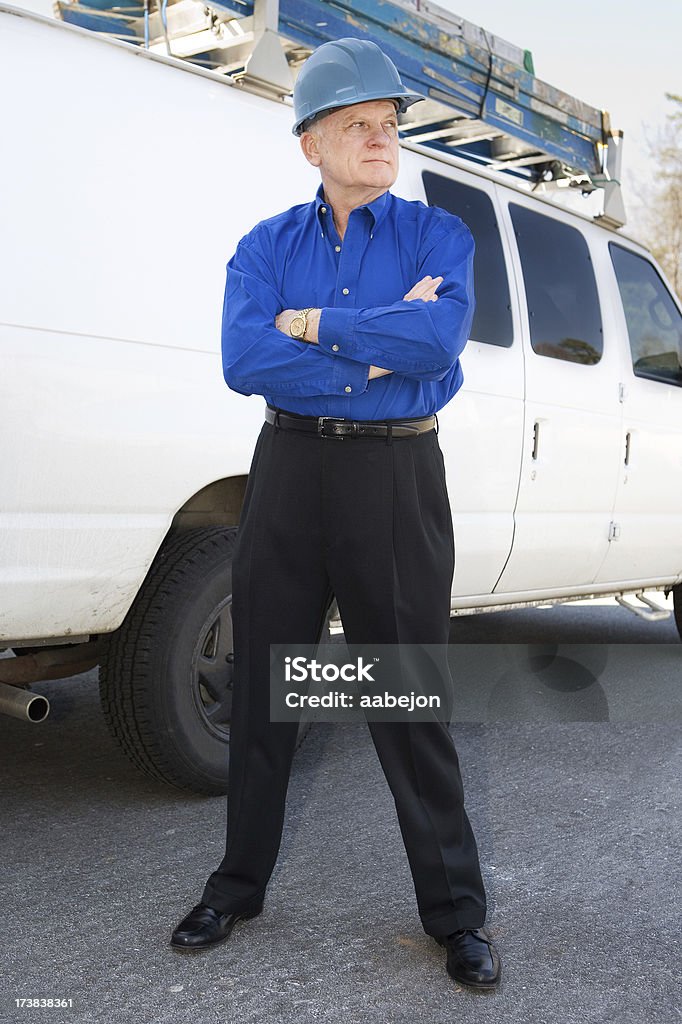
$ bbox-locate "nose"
[367,124,392,147]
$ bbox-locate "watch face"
[290,317,305,338]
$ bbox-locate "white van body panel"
[399,156,525,597]
[1,9,280,636]
[591,239,682,585]
[492,194,625,592]
[1,5,681,643]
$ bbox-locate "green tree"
[645,93,682,298]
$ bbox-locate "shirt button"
[344,385,352,393]
[320,206,327,213]
[342,287,349,295]
[332,344,339,352]
[335,245,341,252]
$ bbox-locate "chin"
[363,166,396,186]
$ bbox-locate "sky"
[434,0,681,231]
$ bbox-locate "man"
[171,36,501,990]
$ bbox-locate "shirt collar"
[314,182,392,234]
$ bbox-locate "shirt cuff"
[318,306,359,359]
[331,351,369,396]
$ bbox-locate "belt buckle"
[317,417,356,438]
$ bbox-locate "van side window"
[609,244,682,387]
[422,171,512,347]
[509,204,603,364]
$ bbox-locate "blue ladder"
[55,0,624,218]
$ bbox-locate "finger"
[406,275,443,301]
[409,275,433,292]
[404,278,434,301]
[412,275,435,295]
[421,277,444,299]
[404,275,445,302]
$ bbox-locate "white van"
[1,4,681,793]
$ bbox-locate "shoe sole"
[170,906,262,953]
[447,969,501,990]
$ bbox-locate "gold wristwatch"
[289,307,314,340]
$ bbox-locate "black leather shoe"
[436,927,501,989]
[170,902,262,951]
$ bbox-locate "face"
[300,99,399,195]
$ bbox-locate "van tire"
[673,584,682,643]
[98,526,312,796]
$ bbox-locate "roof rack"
[55,0,626,226]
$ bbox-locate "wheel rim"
[190,594,234,738]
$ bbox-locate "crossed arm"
[221,221,474,399]
[274,275,443,379]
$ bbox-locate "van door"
[592,244,682,584]
[419,169,525,599]
[493,200,623,594]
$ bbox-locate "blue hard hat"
[292,37,424,136]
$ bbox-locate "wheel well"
[169,476,248,531]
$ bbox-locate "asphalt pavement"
[1,598,681,1024]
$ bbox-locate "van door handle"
[532,421,540,460]
[624,431,631,466]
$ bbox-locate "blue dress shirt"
[221,182,475,419]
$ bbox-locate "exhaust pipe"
[0,681,50,722]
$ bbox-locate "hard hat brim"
[292,90,424,136]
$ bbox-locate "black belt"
[265,405,437,439]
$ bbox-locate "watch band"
[289,307,314,340]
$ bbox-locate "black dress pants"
[201,412,488,936]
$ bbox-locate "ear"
[300,130,322,168]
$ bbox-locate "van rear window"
[422,171,513,348]
[510,204,603,364]
[609,244,682,387]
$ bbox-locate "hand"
[368,365,392,379]
[403,274,443,302]
[368,276,443,379]
[275,309,299,336]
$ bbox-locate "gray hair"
[300,107,335,135]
